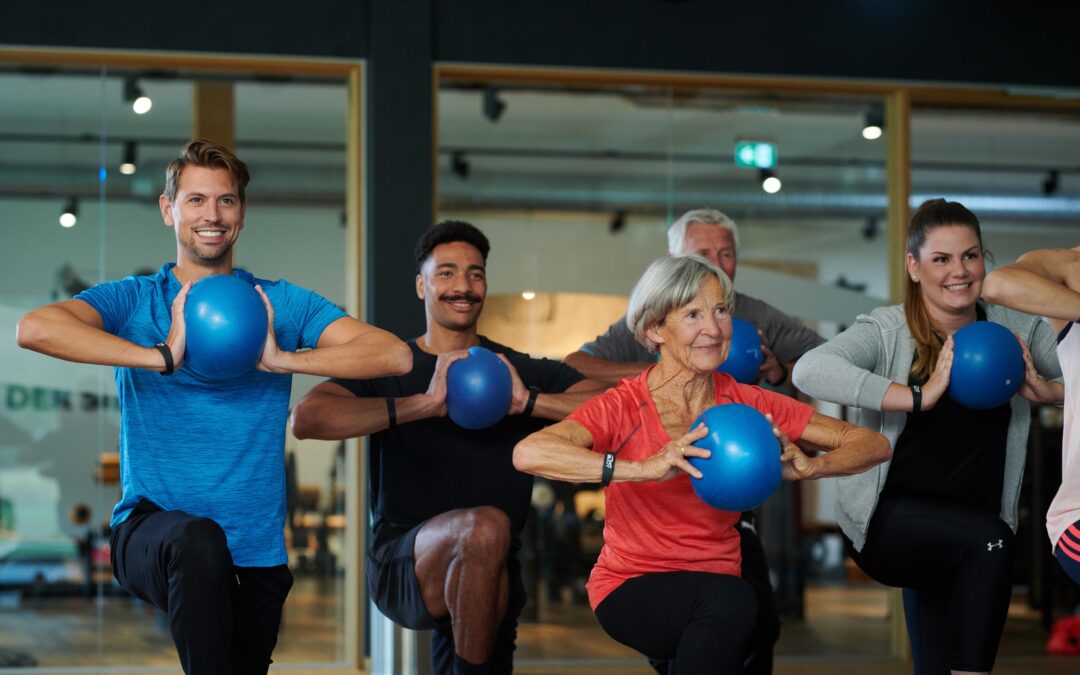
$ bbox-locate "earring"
[911,276,919,282]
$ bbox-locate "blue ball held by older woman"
[447,346,513,429]
[183,274,268,380]
[948,321,1024,410]
[717,317,764,384]
[687,404,782,511]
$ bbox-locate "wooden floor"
[1,578,1078,673]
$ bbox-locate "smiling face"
[647,274,733,374]
[160,165,245,268]
[416,240,487,333]
[908,224,986,321]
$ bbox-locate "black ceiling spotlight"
[451,150,470,179]
[862,216,880,241]
[59,197,79,228]
[56,263,90,298]
[609,210,627,234]
[836,275,868,293]
[862,103,884,140]
[1043,169,1060,196]
[123,76,152,114]
[483,87,506,123]
[119,140,138,175]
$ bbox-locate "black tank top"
[881,308,1011,513]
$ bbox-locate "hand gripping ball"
[183,274,268,380]
[687,404,782,511]
[948,321,1024,410]
[447,346,513,430]
[717,317,764,384]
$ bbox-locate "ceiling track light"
[862,216,880,241]
[609,209,627,233]
[451,150,470,179]
[123,76,152,115]
[862,104,884,140]
[119,140,138,175]
[483,87,506,123]
[1043,169,1060,196]
[59,197,79,228]
[760,169,782,194]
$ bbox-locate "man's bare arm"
[563,351,650,388]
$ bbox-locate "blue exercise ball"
[447,346,513,430]
[948,321,1024,410]
[183,274,268,380]
[718,317,764,384]
[687,404,781,511]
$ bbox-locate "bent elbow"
[790,358,811,391]
[563,351,587,371]
[290,404,320,440]
[981,272,1003,304]
[513,440,537,475]
[15,312,44,351]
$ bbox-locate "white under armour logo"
[987,539,1004,551]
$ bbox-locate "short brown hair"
[163,138,250,204]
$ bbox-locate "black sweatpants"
[595,571,757,675]
[110,500,293,675]
[846,497,1014,674]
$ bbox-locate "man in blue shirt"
[16,139,412,674]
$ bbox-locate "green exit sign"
[734,141,777,169]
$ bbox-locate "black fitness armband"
[910,383,922,412]
[601,451,616,486]
[523,386,540,417]
[154,343,174,376]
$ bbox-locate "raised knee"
[169,517,232,574]
[457,507,511,560]
[968,517,1014,559]
[695,578,757,634]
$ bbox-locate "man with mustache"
[292,220,598,675]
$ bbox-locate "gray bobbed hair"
[626,255,734,352]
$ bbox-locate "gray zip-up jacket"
[792,302,1062,552]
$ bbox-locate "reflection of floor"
[516,582,1070,674]
[0,579,1077,673]
[0,575,344,667]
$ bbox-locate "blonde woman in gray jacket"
[793,199,1062,675]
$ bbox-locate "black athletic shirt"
[330,337,585,553]
[881,308,1011,514]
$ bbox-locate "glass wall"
[436,78,892,665]
[0,60,354,668]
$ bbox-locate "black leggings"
[595,571,756,675]
[846,497,1014,674]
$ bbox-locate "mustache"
[439,293,482,303]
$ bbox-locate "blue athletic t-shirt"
[76,263,345,567]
